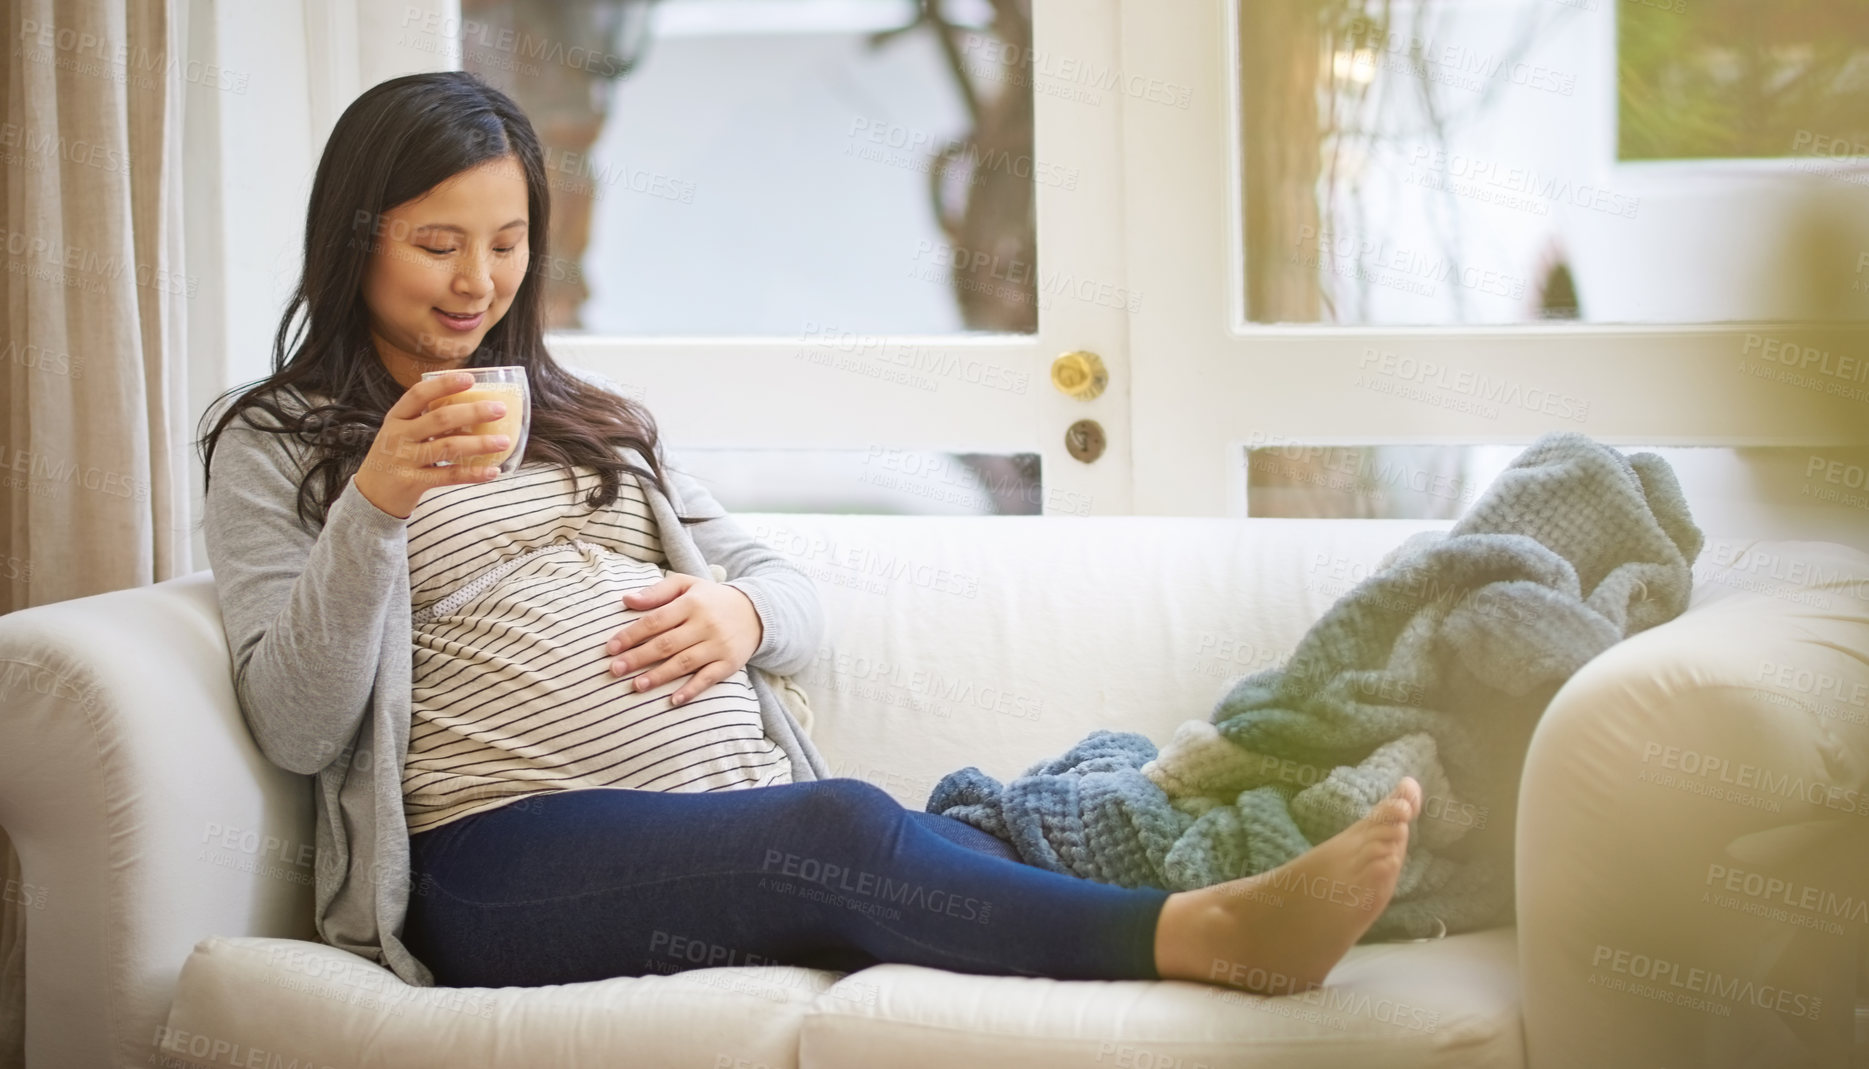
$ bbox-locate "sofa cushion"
[798,927,1523,1069]
[161,936,841,1069]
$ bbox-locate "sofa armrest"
[1516,540,1869,1069]
[0,572,315,1069]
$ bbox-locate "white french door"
[210,0,1869,529]
[1116,0,1869,519]
[554,0,1138,516]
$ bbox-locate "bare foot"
[1154,776,1420,994]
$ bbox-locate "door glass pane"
[446,0,1037,335]
[1238,0,1869,325]
[1244,441,1869,554]
[678,448,1044,514]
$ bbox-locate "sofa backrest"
[738,515,1453,807]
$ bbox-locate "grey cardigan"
[201,375,830,986]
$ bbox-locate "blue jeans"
[402,778,1168,988]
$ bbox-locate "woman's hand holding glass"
[606,574,764,706]
[352,372,512,519]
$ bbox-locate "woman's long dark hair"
[198,71,689,528]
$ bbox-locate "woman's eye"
[419,246,455,256]
[494,246,516,254]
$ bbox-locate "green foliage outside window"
[1619,0,1869,160]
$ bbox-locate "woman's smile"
[433,308,487,331]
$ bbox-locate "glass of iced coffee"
[419,365,531,476]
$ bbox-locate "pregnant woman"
[199,71,1419,993]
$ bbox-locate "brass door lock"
[1065,419,1106,463]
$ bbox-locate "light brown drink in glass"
[425,381,525,468]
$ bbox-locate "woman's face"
[362,153,531,387]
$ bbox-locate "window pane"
[1246,443,1476,519]
[1238,0,1869,326]
[451,0,1038,334]
[1245,442,1869,554]
[675,449,1043,514]
[1620,3,1869,161]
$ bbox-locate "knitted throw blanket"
[926,432,1703,939]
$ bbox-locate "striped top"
[400,463,792,833]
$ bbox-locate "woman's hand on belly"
[605,573,764,706]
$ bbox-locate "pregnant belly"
[411,543,737,717]
[404,542,787,832]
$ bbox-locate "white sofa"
[2,515,1866,1069]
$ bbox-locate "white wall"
[182,0,458,568]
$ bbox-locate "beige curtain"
[0,0,190,616]
[0,828,19,1069]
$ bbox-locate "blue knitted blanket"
[926,432,1703,939]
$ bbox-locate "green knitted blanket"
[927,432,1703,939]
